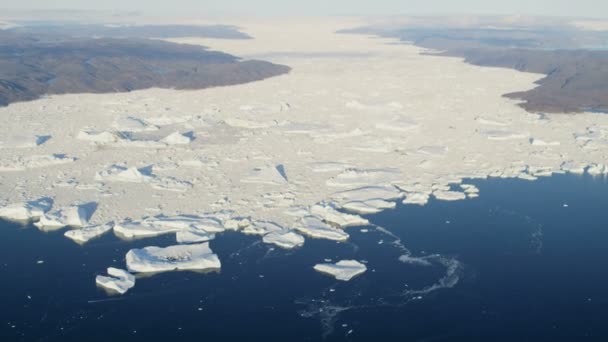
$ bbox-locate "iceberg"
[95,268,136,295]
[313,260,367,281]
[126,243,221,273]
[65,223,113,244]
[263,230,305,249]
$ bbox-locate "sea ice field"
[1,17,608,303]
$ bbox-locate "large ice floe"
[1,18,607,297]
[126,243,221,273]
[313,260,367,281]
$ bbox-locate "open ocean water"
[1,173,608,341]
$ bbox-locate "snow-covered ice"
[95,268,136,295]
[295,216,349,241]
[1,18,607,293]
[35,204,96,230]
[314,260,367,281]
[65,223,113,244]
[263,230,305,249]
[0,198,53,221]
[126,243,221,273]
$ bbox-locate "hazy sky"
[2,0,607,18]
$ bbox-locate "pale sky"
[1,0,607,18]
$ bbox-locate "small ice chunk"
[314,260,367,281]
[126,243,221,273]
[295,216,349,241]
[95,268,136,295]
[433,190,467,201]
[310,202,369,227]
[0,197,53,221]
[64,223,113,244]
[161,132,192,145]
[263,230,305,249]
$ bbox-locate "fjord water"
[1,173,608,341]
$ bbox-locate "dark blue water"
[2,173,608,341]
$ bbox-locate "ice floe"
[295,216,349,241]
[332,186,402,214]
[433,190,467,201]
[263,230,305,249]
[65,223,113,244]
[95,268,136,295]
[126,242,221,273]
[0,197,53,221]
[310,202,369,227]
[313,260,367,281]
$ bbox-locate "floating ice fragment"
[263,230,305,249]
[295,216,349,241]
[176,230,215,244]
[126,243,221,273]
[95,268,136,295]
[402,192,430,205]
[433,190,466,201]
[310,202,369,228]
[242,220,283,236]
[313,260,367,281]
[0,197,53,221]
[64,223,113,244]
